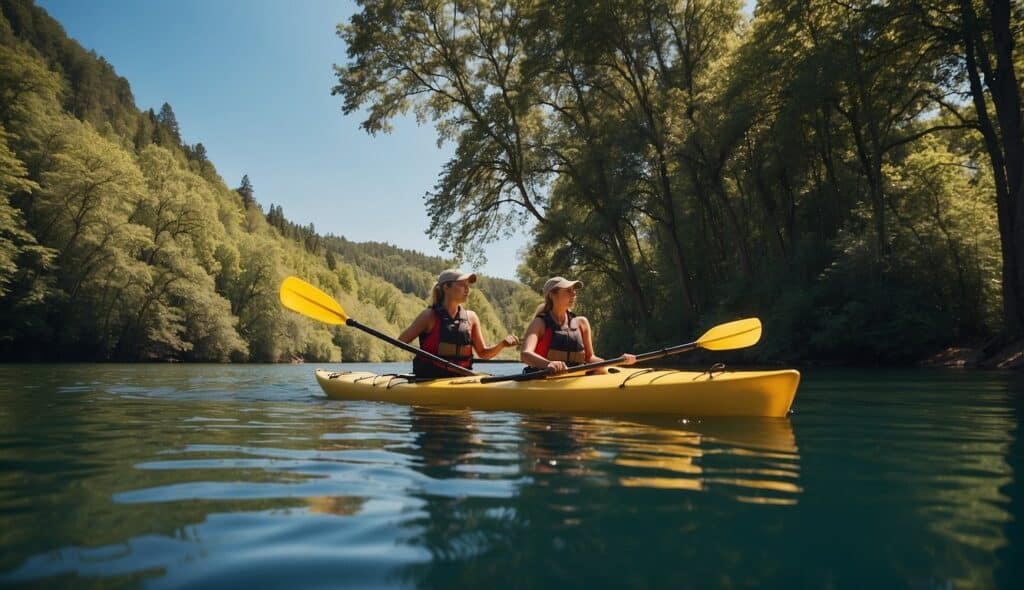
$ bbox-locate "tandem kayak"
[315,367,800,417]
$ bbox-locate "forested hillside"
[336,0,1017,364]
[3,0,1020,366]
[0,0,535,362]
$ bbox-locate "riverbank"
[921,340,1024,369]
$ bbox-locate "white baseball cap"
[437,268,478,285]
[543,276,582,294]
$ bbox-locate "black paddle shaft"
[346,318,479,377]
[635,342,699,363]
[478,341,701,384]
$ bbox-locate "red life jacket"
[414,304,473,377]
[535,310,586,365]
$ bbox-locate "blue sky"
[37,0,530,280]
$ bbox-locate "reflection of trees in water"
[401,408,504,567]
[1,388,327,563]
[306,495,364,516]
[410,407,481,471]
[0,372,380,581]
[996,373,1023,589]
[519,416,599,532]
[787,372,1019,590]
[399,413,803,588]
[521,415,596,476]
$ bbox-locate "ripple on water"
[1,365,1018,589]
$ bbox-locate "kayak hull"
[314,367,800,417]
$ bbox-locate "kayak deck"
[315,367,800,417]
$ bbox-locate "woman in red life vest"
[398,269,520,378]
[520,277,636,374]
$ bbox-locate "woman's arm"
[397,309,433,344]
[577,316,603,364]
[468,311,520,359]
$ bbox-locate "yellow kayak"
[315,367,800,417]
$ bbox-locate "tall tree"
[335,0,556,262]
[953,0,1024,339]
[156,101,181,144]
[334,0,747,334]
[26,115,150,357]
[893,0,1024,339]
[237,174,254,207]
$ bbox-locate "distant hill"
[0,0,536,362]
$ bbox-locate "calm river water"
[0,363,1020,589]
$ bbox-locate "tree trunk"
[961,0,1024,338]
[989,0,1024,338]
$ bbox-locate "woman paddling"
[520,276,636,374]
[398,269,520,378]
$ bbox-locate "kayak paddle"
[279,276,481,376]
[478,317,762,384]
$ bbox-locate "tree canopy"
[335,0,1016,363]
[1,0,1017,364]
[0,0,536,362]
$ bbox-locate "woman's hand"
[546,360,568,373]
[621,353,637,366]
[502,334,520,348]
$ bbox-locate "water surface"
[0,364,1020,588]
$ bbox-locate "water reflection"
[791,370,1019,589]
[1,364,1020,589]
[394,409,804,588]
[305,495,364,517]
[606,418,801,504]
[1,394,805,585]
[411,407,481,470]
[998,372,1024,588]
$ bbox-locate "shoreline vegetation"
[921,341,1024,370]
[2,0,1022,369]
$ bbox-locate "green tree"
[903,0,1024,339]
[335,0,554,267]
[0,122,40,296]
[156,101,181,144]
[237,174,254,208]
[0,0,535,362]
[126,145,247,360]
[336,0,1003,361]
[26,115,150,357]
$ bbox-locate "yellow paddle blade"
[279,276,349,325]
[696,318,762,351]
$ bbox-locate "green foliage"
[0,1,537,362]
[1,0,1010,364]
[335,0,1006,363]
[0,122,39,297]
[475,276,538,339]
[237,174,254,208]
[2,0,142,139]
[156,102,180,144]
